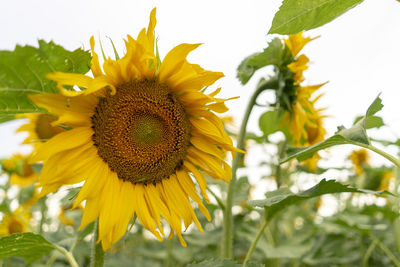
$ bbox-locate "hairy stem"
[90,220,104,267]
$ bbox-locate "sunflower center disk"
[91,80,191,185]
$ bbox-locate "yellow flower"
[59,205,79,226]
[0,208,31,236]
[29,8,241,250]
[284,32,318,57]
[16,113,65,150]
[349,149,370,175]
[1,154,38,187]
[377,171,393,191]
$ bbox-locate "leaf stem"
[362,239,378,267]
[353,142,400,168]
[222,78,277,258]
[370,234,400,267]
[90,220,104,267]
[207,186,225,211]
[53,244,79,267]
[242,220,269,267]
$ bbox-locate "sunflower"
[281,32,327,147]
[16,113,64,150]
[0,208,31,236]
[1,154,38,187]
[349,149,370,175]
[28,8,240,250]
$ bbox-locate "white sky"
[1,0,400,168]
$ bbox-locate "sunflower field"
[1,1,400,266]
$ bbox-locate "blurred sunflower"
[349,149,370,175]
[1,154,38,187]
[29,8,241,250]
[16,113,64,150]
[0,208,31,236]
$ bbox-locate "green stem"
[242,220,269,267]
[362,239,378,267]
[222,78,277,259]
[165,237,174,267]
[370,234,400,267]
[354,142,400,168]
[393,168,400,256]
[90,220,104,267]
[53,244,79,267]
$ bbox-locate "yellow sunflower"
[16,113,64,150]
[0,208,31,236]
[28,8,240,250]
[281,32,327,146]
[349,149,370,175]
[1,154,38,187]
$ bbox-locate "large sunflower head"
[28,8,241,250]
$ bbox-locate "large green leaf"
[0,232,55,264]
[269,0,364,34]
[281,95,382,163]
[0,40,91,123]
[248,179,391,220]
[237,38,285,84]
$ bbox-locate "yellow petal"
[158,43,201,82]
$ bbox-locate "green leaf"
[353,115,384,129]
[248,179,391,220]
[0,232,55,264]
[237,38,284,84]
[281,95,382,163]
[269,0,364,34]
[259,109,283,137]
[188,259,262,267]
[0,40,91,123]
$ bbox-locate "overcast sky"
[1,0,400,165]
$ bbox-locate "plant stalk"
[221,78,277,258]
[90,220,104,267]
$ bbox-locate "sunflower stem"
[90,220,104,267]
[222,77,277,259]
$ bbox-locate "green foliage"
[258,110,284,138]
[0,41,91,123]
[237,38,289,84]
[248,179,391,220]
[0,232,55,264]
[269,0,364,34]
[282,95,383,163]
[188,258,263,267]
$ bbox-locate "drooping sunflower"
[16,113,64,150]
[28,8,240,250]
[281,32,327,146]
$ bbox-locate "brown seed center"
[91,80,191,185]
